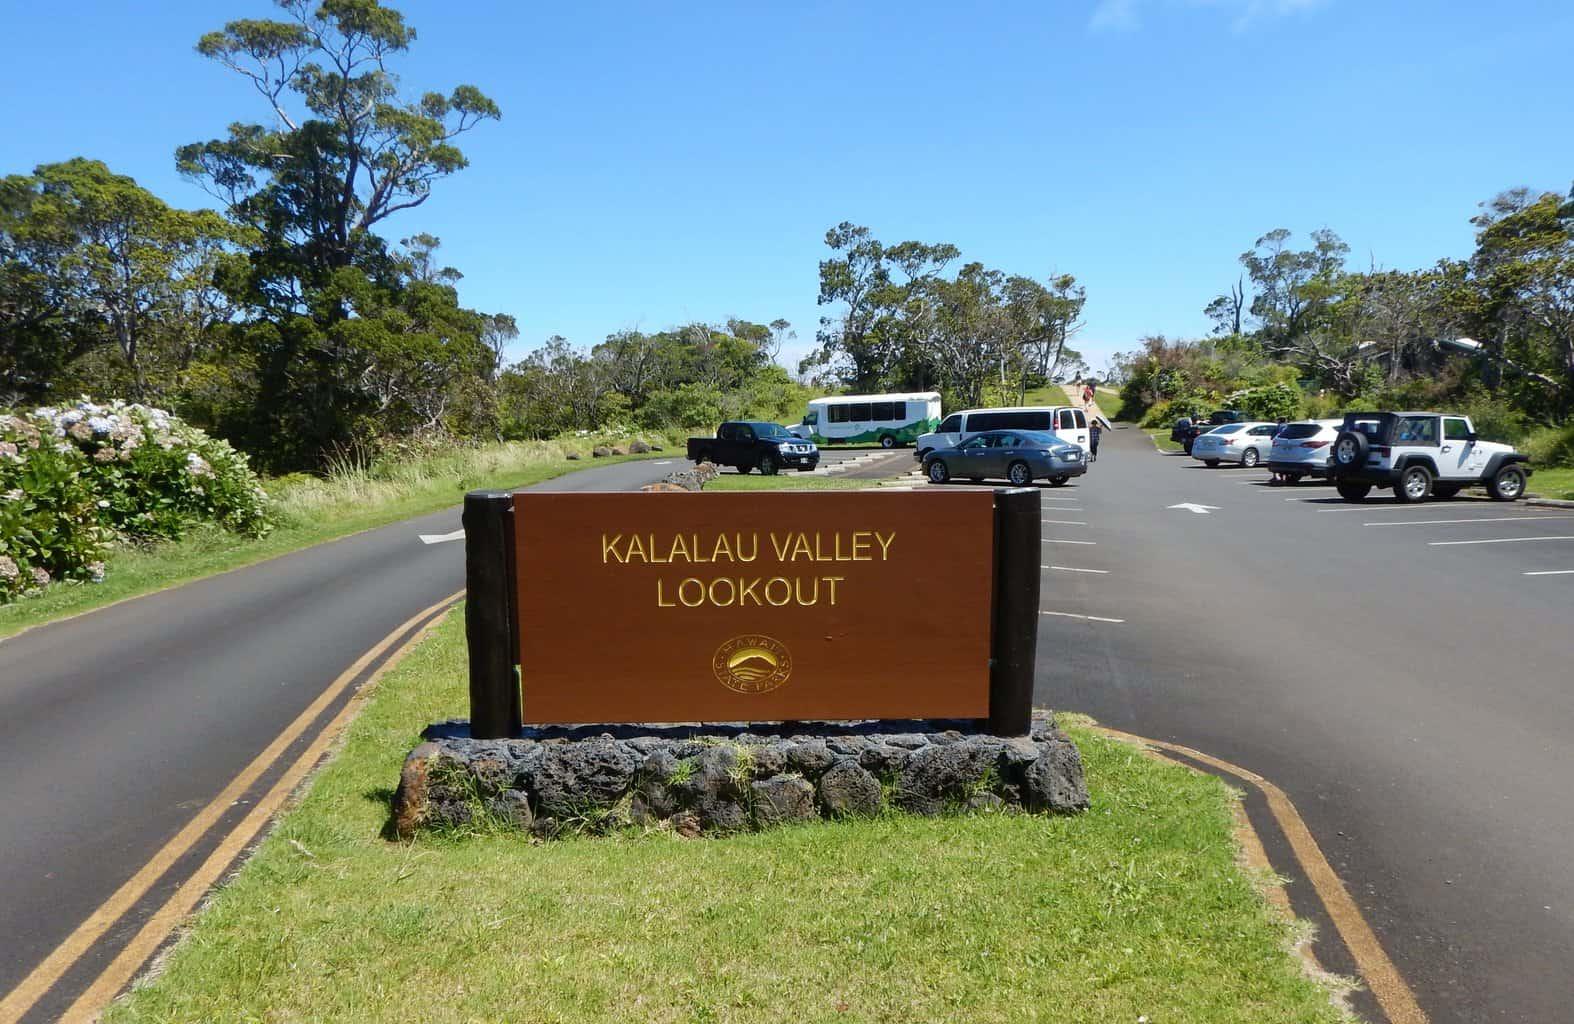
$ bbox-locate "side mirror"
[1466,432,1478,443]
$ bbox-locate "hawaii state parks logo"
[712,634,793,694]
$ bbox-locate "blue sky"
[3,0,1571,374]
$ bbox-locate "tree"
[1241,228,1349,352]
[177,0,502,465]
[1204,276,1247,336]
[0,159,241,404]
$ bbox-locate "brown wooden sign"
[510,491,996,724]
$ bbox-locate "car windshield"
[750,422,791,438]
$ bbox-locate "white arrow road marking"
[1168,502,1221,514]
[418,529,465,545]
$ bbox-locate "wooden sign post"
[464,487,1039,737]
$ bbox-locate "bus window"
[872,401,895,420]
[849,403,872,420]
[828,405,849,423]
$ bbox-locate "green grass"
[1143,428,1185,453]
[105,610,1348,1024]
[1530,466,1574,500]
[0,442,665,639]
[705,472,886,492]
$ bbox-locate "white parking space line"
[1364,516,1574,527]
[1429,536,1574,547]
[1042,538,1097,545]
[1524,569,1574,576]
[1041,611,1126,623]
[1319,504,1503,513]
[1043,565,1110,574]
[1041,519,1088,526]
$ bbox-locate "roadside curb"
[1093,724,1429,1024]
[1526,496,1574,509]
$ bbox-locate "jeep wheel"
[879,434,896,449]
[1205,459,1220,468]
[1432,483,1461,499]
[926,460,950,484]
[757,452,779,476]
[1241,448,1260,468]
[1336,481,1372,502]
[1394,464,1432,503]
[1487,464,1526,501]
[1332,430,1369,470]
[1007,460,1032,486]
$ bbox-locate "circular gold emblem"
[712,634,792,694]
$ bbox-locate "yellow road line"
[1098,727,1428,1024]
[59,595,461,1023]
[0,590,463,1024]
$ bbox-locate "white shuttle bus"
[788,392,942,448]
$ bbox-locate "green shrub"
[0,399,271,602]
[1522,422,1574,467]
[1228,382,1303,422]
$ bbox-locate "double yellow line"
[1099,727,1429,1024]
[0,590,463,1024]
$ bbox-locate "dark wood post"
[988,487,1040,736]
[464,490,522,739]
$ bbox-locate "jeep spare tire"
[1332,430,1368,470]
[1487,463,1526,501]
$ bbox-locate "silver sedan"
[923,430,1087,487]
[1189,421,1279,468]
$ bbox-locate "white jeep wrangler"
[1327,411,1531,503]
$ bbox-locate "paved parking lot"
[913,427,1573,1024]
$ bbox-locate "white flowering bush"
[0,399,271,602]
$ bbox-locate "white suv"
[1327,411,1531,503]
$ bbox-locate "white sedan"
[1189,422,1279,468]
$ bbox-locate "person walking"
[1088,416,1103,462]
[1081,381,1095,406]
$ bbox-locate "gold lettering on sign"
[615,530,892,607]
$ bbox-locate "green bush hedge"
[0,400,270,602]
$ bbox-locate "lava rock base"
[392,713,1088,839]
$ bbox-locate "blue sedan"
[922,429,1087,487]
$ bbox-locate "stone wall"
[392,713,1088,839]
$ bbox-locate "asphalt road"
[1010,427,1574,1024]
[0,456,677,1023]
[6,436,1571,1022]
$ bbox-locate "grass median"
[0,443,665,639]
[105,609,1349,1024]
[1530,466,1574,501]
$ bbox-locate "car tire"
[1332,430,1369,471]
[1394,464,1432,503]
[736,464,750,474]
[1049,475,1069,487]
[757,452,779,476]
[1487,464,1526,501]
[1205,459,1220,468]
[1007,461,1032,486]
[1286,473,1303,484]
[1241,447,1260,468]
[1336,481,1372,502]
[879,434,896,449]
[927,460,950,484]
[1432,483,1461,499]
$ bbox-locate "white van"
[787,392,941,448]
[915,406,1090,457]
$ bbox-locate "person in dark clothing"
[1088,418,1102,460]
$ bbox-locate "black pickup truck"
[687,421,820,475]
[1171,409,1245,454]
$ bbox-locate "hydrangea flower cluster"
[1,398,272,603]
